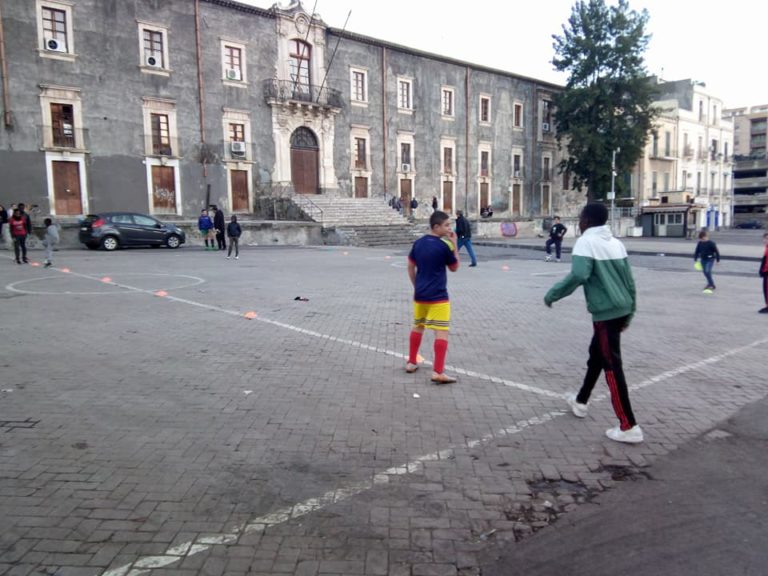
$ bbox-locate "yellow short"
[413,300,451,331]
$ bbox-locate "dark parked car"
[79,212,186,251]
[734,220,764,230]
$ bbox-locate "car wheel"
[166,234,181,249]
[101,236,119,251]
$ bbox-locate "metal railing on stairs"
[291,194,324,225]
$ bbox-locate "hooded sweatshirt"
[545,224,636,323]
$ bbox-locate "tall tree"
[552,0,658,201]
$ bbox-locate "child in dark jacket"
[694,230,720,292]
[226,215,242,260]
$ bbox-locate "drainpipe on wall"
[465,66,470,216]
[530,84,537,218]
[0,0,14,128]
[382,46,387,199]
[194,0,207,179]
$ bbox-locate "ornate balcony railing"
[263,79,343,109]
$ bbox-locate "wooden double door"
[52,160,83,215]
[290,128,319,194]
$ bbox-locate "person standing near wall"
[455,210,477,267]
[545,216,567,262]
[9,208,28,264]
[212,205,227,251]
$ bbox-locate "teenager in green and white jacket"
[544,203,643,444]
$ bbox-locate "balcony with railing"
[143,135,181,157]
[42,125,89,151]
[263,79,343,109]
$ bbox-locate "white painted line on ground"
[26,266,559,398]
[99,334,768,576]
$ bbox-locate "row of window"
[649,169,730,194]
[38,2,549,128]
[352,69,532,126]
[653,133,731,162]
[38,1,250,82]
[351,136,560,182]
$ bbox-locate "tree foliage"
[552,0,658,200]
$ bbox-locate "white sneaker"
[235,256,239,260]
[565,392,588,418]
[606,425,644,444]
[556,258,561,262]
[226,256,231,259]
[545,255,552,262]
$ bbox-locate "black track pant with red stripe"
[763,275,768,306]
[576,315,637,431]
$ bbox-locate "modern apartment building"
[724,104,768,225]
[631,79,733,236]
[0,0,574,222]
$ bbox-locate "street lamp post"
[609,147,620,234]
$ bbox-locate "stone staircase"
[293,195,424,246]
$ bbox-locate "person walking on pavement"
[759,232,768,314]
[0,204,7,248]
[406,210,460,384]
[455,210,477,267]
[432,196,438,213]
[9,208,29,264]
[544,203,643,444]
[694,230,720,293]
[226,215,242,260]
[212,205,227,251]
[198,209,215,250]
[545,216,567,262]
[42,217,59,268]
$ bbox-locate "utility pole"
[609,147,620,234]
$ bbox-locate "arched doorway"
[290,127,319,194]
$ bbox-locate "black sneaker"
[759,307,768,314]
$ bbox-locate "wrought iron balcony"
[263,79,343,109]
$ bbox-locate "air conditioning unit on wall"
[45,37,66,52]
[226,68,242,81]
[145,55,162,68]
[514,170,522,178]
[231,141,247,155]
[401,163,411,173]
[542,122,551,132]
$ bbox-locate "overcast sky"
[240,0,765,110]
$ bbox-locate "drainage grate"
[0,418,40,432]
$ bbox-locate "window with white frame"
[222,109,251,161]
[354,137,367,170]
[542,156,552,181]
[443,146,454,175]
[398,78,412,111]
[138,22,170,72]
[541,184,551,214]
[142,98,177,157]
[480,150,490,177]
[37,1,75,58]
[542,100,553,132]
[350,68,368,103]
[397,132,415,173]
[513,102,523,128]
[441,87,455,117]
[222,41,247,83]
[479,95,491,124]
[512,150,523,179]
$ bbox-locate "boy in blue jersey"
[406,210,460,384]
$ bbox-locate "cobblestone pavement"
[1,244,766,576]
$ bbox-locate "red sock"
[433,339,448,374]
[408,331,423,364]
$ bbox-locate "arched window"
[289,39,311,90]
[290,127,318,150]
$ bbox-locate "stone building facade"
[0,0,575,221]
[631,79,734,234]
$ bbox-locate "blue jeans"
[457,237,477,265]
[702,259,715,288]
